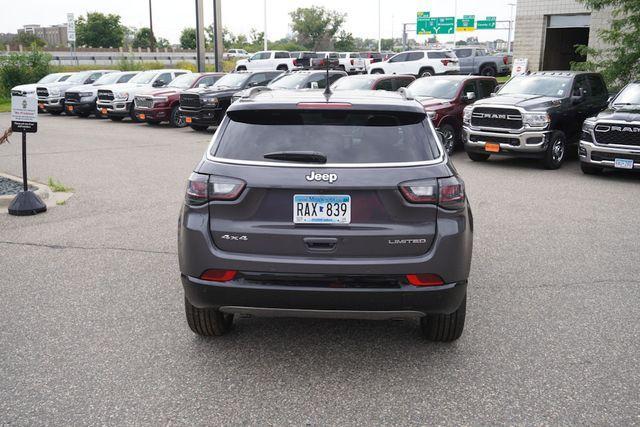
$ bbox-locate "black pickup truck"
[462,71,609,169]
[179,71,282,131]
[579,81,640,174]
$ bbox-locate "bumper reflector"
[406,274,444,287]
[200,269,237,282]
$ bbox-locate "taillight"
[399,179,438,203]
[200,269,237,282]
[406,274,444,286]
[350,59,354,66]
[293,59,299,66]
[503,56,509,65]
[438,176,465,210]
[399,176,465,210]
[185,173,246,205]
[441,59,450,66]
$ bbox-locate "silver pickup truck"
[453,47,512,77]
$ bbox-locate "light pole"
[453,0,458,47]
[507,2,516,54]
[264,0,268,51]
[148,0,156,50]
[378,0,381,52]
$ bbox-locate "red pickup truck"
[133,72,224,127]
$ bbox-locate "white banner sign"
[511,58,529,77]
[11,93,38,132]
[67,13,76,42]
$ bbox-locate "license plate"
[485,143,500,153]
[614,158,634,169]
[101,108,107,115]
[67,106,73,111]
[293,195,351,224]
[185,117,192,123]
[139,113,146,120]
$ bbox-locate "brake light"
[185,173,246,205]
[438,176,465,210]
[297,102,352,109]
[200,269,237,282]
[293,59,299,67]
[441,59,450,66]
[406,274,444,286]
[350,59,354,66]
[399,176,465,210]
[503,56,509,65]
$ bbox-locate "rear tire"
[276,65,288,71]
[542,131,566,170]
[129,104,141,122]
[480,66,497,77]
[185,297,234,337]
[421,294,466,342]
[371,69,384,74]
[147,120,161,125]
[49,110,63,116]
[190,124,209,131]
[580,162,602,175]
[109,116,123,122]
[77,111,92,118]
[419,67,435,77]
[467,151,490,162]
[236,66,247,71]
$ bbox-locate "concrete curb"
[0,173,53,209]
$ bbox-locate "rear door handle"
[304,237,338,252]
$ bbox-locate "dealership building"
[513,0,611,71]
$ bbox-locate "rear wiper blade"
[263,151,327,163]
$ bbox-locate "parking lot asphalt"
[1,113,639,425]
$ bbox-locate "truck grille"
[180,93,201,109]
[471,107,523,130]
[36,87,48,98]
[593,123,640,147]
[97,90,114,102]
[65,92,81,103]
[134,96,154,109]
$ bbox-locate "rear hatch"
[203,107,445,259]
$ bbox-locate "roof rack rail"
[398,87,414,101]
[242,86,272,99]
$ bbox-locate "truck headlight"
[115,92,129,100]
[463,105,473,125]
[582,119,595,142]
[522,112,550,128]
[203,97,218,105]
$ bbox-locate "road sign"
[67,13,76,42]
[477,19,497,30]
[512,58,529,77]
[420,17,455,35]
[416,11,431,35]
[456,16,475,32]
[11,93,38,133]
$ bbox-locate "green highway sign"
[487,16,497,21]
[456,17,475,32]
[477,19,497,30]
[416,11,431,34]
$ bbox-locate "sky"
[0,0,517,44]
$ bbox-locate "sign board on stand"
[11,93,38,133]
[67,13,76,42]
[511,58,529,77]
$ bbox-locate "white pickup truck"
[338,52,366,74]
[235,51,300,72]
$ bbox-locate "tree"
[14,32,46,48]
[156,38,170,49]
[573,0,640,86]
[0,48,51,97]
[289,6,345,50]
[76,12,125,48]
[180,28,196,49]
[132,27,156,49]
[380,38,394,51]
[334,31,355,51]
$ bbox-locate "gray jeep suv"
[178,89,473,341]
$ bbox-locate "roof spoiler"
[242,86,272,99]
[398,87,414,101]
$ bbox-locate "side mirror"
[572,89,586,104]
[436,131,446,147]
[153,80,166,87]
[494,84,503,93]
[310,81,319,89]
[198,83,208,88]
[247,81,259,88]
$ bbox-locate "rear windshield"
[212,110,438,164]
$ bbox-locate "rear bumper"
[179,107,224,125]
[182,274,467,316]
[134,107,172,122]
[579,140,640,169]
[463,127,552,158]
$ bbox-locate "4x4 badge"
[305,171,338,183]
